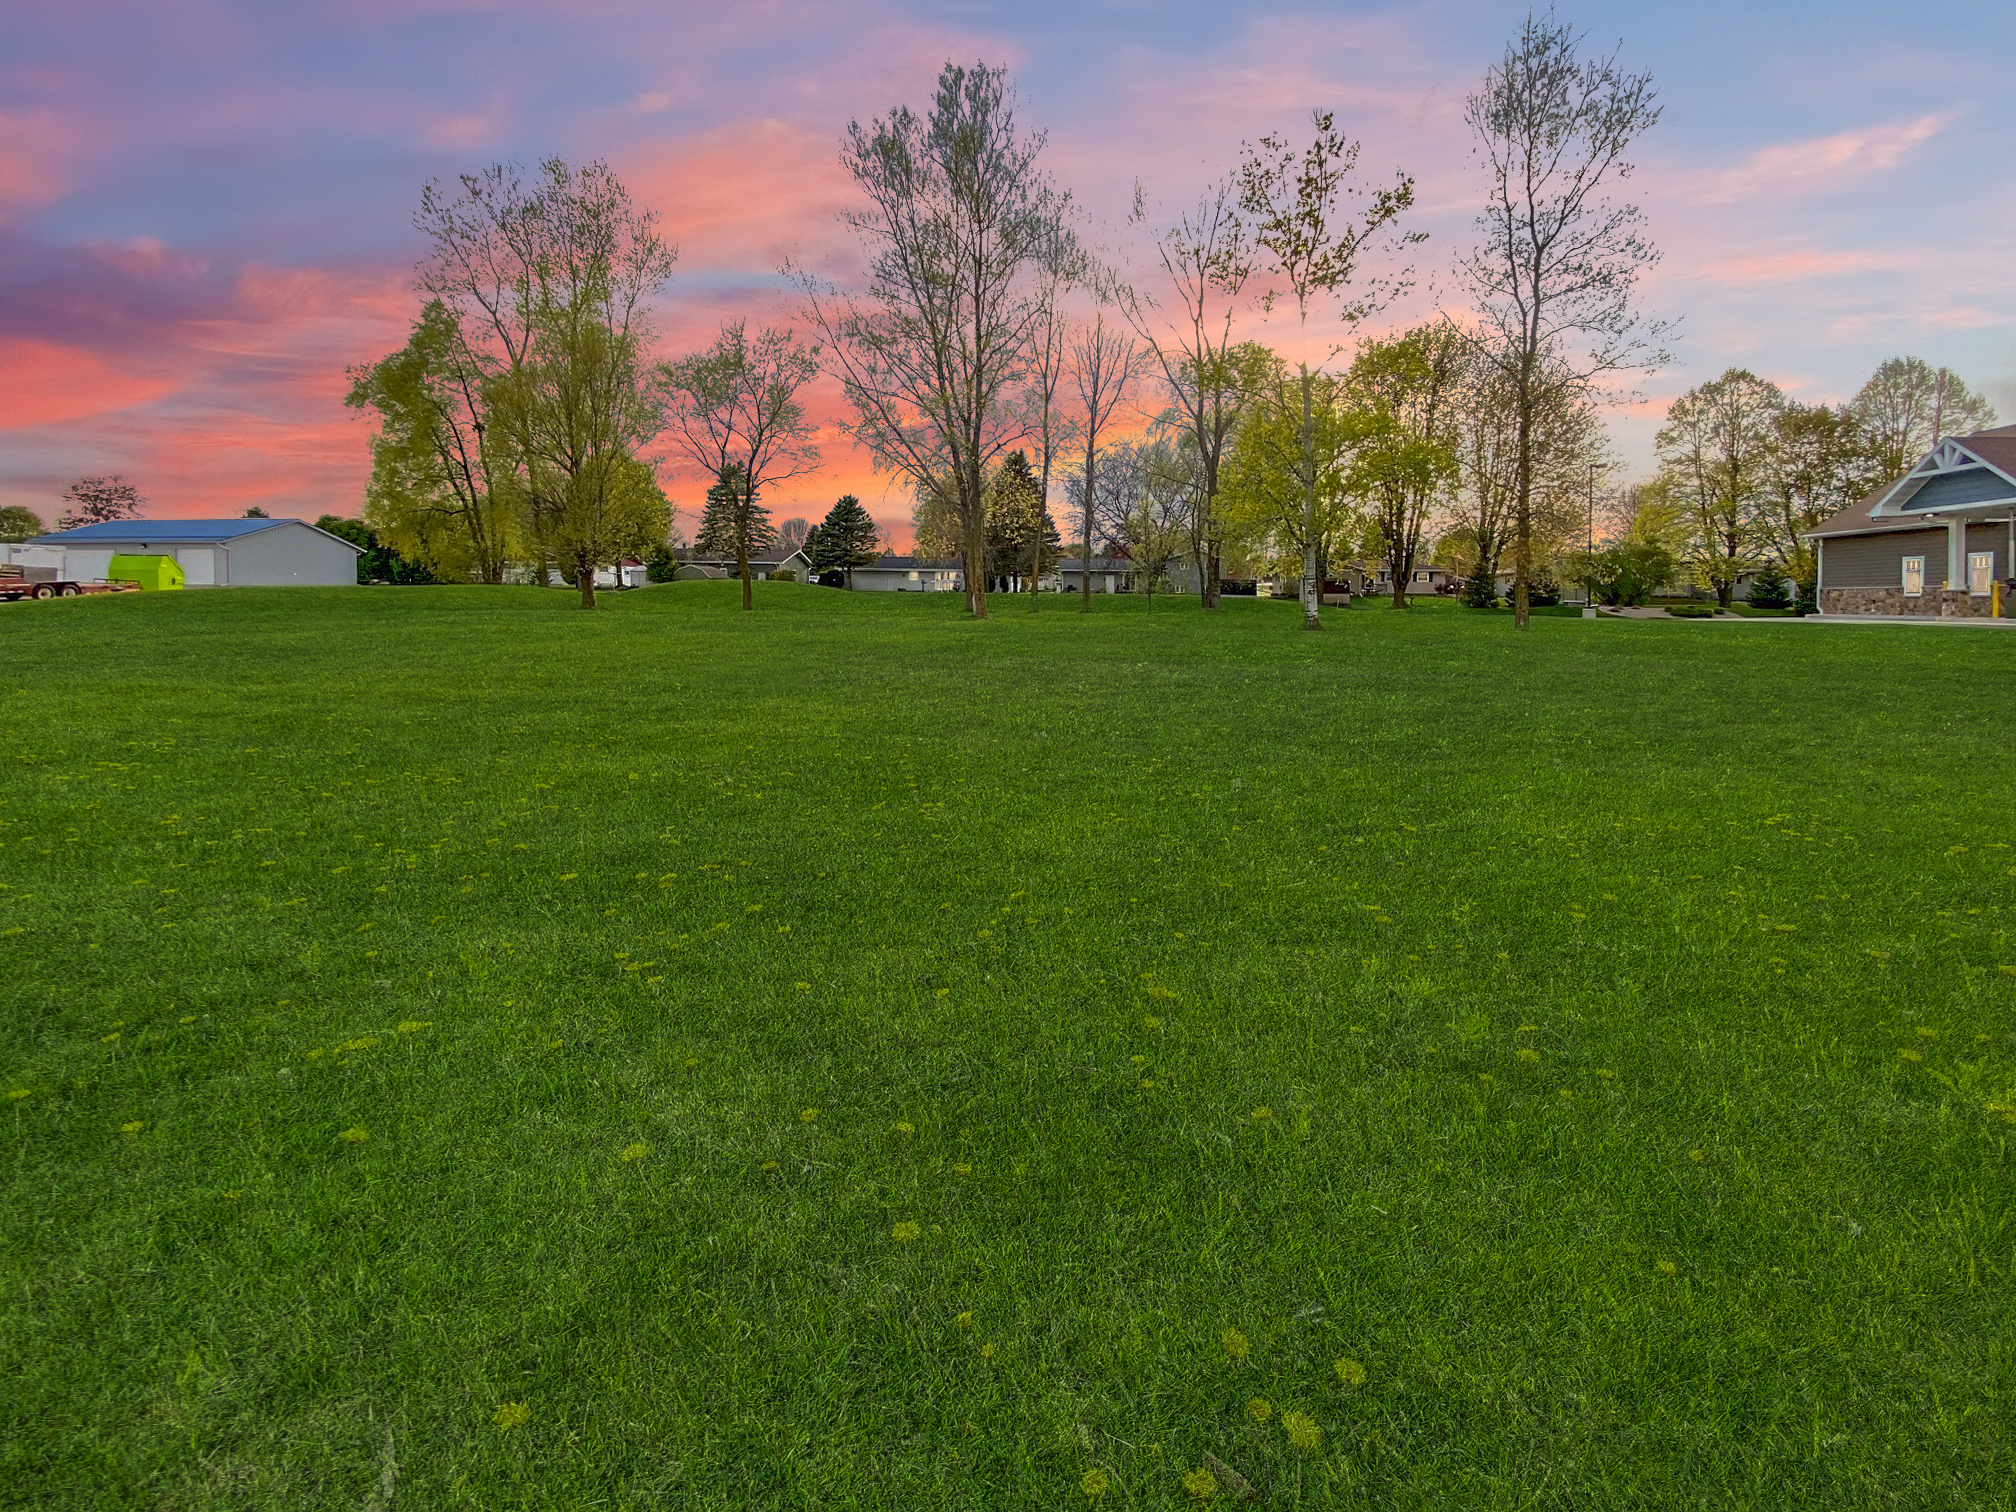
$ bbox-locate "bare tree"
[1122,179,1261,610]
[791,62,1074,619]
[1067,315,1151,609]
[1237,111,1418,630]
[655,320,822,610]
[1849,357,1999,480]
[1457,13,1669,629]
[56,476,144,530]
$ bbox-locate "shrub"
[770,569,797,583]
[1748,563,1791,610]
[645,546,679,584]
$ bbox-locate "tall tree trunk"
[1512,351,1535,630]
[1300,361,1321,630]
[576,548,597,610]
[739,478,755,611]
[1079,453,1095,612]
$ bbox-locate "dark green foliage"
[644,544,679,584]
[694,464,776,563]
[1460,562,1497,608]
[1526,573,1562,607]
[1794,579,1818,616]
[0,505,45,542]
[809,495,882,584]
[984,451,1058,589]
[1748,562,1792,610]
[314,515,436,584]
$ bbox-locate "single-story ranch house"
[1808,424,2016,618]
[845,555,962,592]
[21,518,363,587]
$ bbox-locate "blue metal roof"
[30,518,334,545]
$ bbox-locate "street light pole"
[1586,463,1597,608]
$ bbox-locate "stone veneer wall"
[1820,587,2004,618]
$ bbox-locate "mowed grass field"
[2,583,2012,1511]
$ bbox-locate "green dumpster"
[107,555,185,591]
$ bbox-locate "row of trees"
[1643,356,1997,606]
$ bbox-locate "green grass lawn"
[3,583,2012,1511]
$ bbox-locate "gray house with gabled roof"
[1808,425,2016,618]
[25,518,362,588]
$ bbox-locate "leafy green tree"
[242,507,269,518]
[0,506,45,542]
[809,494,882,587]
[1220,354,1371,592]
[1237,110,1417,628]
[414,157,676,604]
[344,300,516,582]
[1657,368,1783,608]
[1567,539,1673,606]
[1347,325,1464,608]
[314,515,437,585]
[1764,401,1880,593]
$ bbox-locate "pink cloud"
[0,338,179,428]
[1687,112,1955,204]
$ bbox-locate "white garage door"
[177,548,217,585]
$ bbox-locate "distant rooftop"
[33,518,308,545]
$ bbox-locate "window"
[907,570,919,581]
[1968,551,1993,596]
[1414,571,1427,582]
[1902,556,1925,597]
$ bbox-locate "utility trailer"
[0,564,141,601]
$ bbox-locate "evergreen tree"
[694,463,777,582]
[986,451,1054,591]
[809,494,882,587]
[1747,561,1791,610]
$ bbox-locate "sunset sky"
[3,0,2011,545]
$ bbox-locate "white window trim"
[1901,555,1925,597]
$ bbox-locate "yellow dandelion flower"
[761,1159,778,1171]
[800,1107,819,1123]
[1140,1078,1156,1090]
[1516,1048,1540,1064]
[1335,1356,1367,1389]
[7,1089,29,1102]
[953,1162,971,1175]
[223,1189,242,1200]
[120,1120,144,1134]
[1130,1054,1146,1066]
[896,1121,915,1133]
[620,1142,650,1162]
[1656,1259,1678,1277]
[1181,1465,1218,1501]
[1080,1466,1110,1500]
[1251,1106,1272,1121]
[1282,1411,1322,1451]
[1246,1396,1272,1424]
[100,1032,120,1044]
[1143,1015,1161,1030]
[178,1016,197,1026]
[891,1221,921,1243]
[339,1127,369,1144]
[1688,1148,1706,1164]
[1596,1069,1615,1080]
[1899,1049,1922,1061]
[956,1311,973,1330]
[1915,1027,1939,1039]
[979,1342,997,1359]
[1220,1328,1250,1361]
[397,1020,431,1034]
[492,1401,530,1431]
[1518,1024,1538,1032]
[1477,1073,1494,1087]
[684,1057,699,1069]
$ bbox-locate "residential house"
[1341,561,1460,598]
[844,555,963,592]
[1807,424,2016,618]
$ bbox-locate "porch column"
[1946,517,1964,592]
